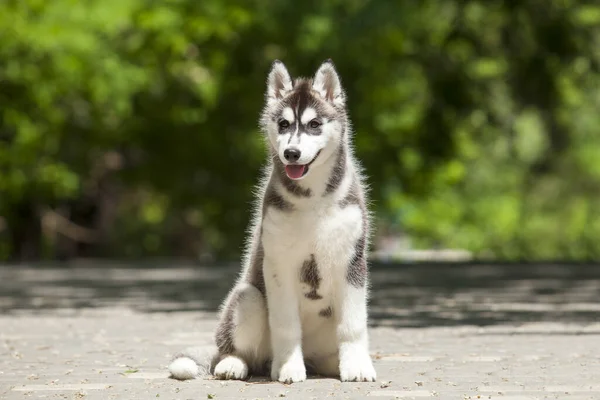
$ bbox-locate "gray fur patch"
[300,254,322,300]
[339,179,360,207]
[305,290,323,300]
[264,185,293,211]
[214,291,240,355]
[285,79,338,121]
[324,145,346,194]
[319,306,333,318]
[346,234,367,288]
[281,175,312,197]
[249,241,266,295]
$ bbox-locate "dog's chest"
[262,202,364,322]
[295,252,336,332]
[262,201,362,266]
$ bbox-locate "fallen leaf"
[122,369,139,375]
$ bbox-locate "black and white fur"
[169,60,375,383]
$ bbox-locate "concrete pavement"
[1,262,599,399]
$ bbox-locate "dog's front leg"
[264,257,306,383]
[336,283,376,382]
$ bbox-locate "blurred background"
[1,0,599,263]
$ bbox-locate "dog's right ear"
[266,60,293,105]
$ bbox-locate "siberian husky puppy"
[169,59,375,383]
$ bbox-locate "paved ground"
[1,261,599,399]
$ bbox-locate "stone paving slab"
[1,263,599,399]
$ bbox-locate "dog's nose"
[284,148,301,162]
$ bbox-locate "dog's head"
[260,60,347,181]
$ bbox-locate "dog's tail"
[168,346,218,380]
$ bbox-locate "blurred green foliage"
[0,0,599,261]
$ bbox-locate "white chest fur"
[262,201,363,319]
[262,202,362,279]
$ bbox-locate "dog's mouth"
[284,151,322,180]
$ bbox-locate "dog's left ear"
[312,59,345,106]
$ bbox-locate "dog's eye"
[278,120,290,129]
[309,119,321,129]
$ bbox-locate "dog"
[168,59,376,383]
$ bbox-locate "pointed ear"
[312,59,345,105]
[266,60,293,103]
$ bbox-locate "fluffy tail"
[168,346,218,380]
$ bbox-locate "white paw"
[271,358,306,383]
[339,349,376,382]
[214,356,248,380]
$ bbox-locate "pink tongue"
[285,165,306,179]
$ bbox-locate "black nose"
[284,148,301,162]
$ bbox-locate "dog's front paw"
[339,347,376,382]
[214,355,248,380]
[271,358,306,383]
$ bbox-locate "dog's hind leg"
[214,282,270,380]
